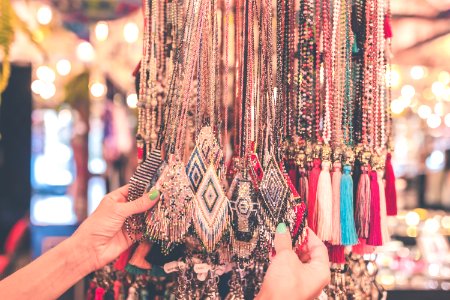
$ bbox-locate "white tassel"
[378,170,390,244]
[316,161,333,241]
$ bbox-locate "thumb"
[120,188,160,217]
[274,223,293,254]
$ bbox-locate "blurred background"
[0,0,449,299]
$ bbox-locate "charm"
[186,146,207,192]
[193,165,230,252]
[229,177,259,259]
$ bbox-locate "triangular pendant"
[197,126,223,168]
[193,165,229,252]
[186,146,207,192]
[259,155,289,233]
[146,155,194,253]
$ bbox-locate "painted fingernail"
[148,189,160,201]
[276,222,287,234]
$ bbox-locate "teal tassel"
[352,37,359,54]
[340,165,358,245]
[125,263,149,275]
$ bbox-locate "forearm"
[0,235,93,300]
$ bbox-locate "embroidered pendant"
[229,177,259,259]
[186,146,207,192]
[197,126,223,168]
[146,155,194,253]
[259,155,289,236]
[193,165,229,252]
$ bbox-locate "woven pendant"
[229,177,259,259]
[186,146,207,192]
[126,149,163,238]
[193,165,229,252]
[197,126,223,168]
[259,155,289,235]
[146,155,194,253]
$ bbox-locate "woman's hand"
[72,185,160,272]
[257,225,330,300]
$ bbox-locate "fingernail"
[276,222,287,234]
[148,189,160,201]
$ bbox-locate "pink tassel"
[328,244,345,264]
[331,162,342,245]
[87,282,97,300]
[114,280,122,300]
[352,238,375,255]
[367,170,382,246]
[308,158,321,232]
[316,161,333,241]
[95,287,105,300]
[378,170,390,244]
[355,165,371,238]
[384,14,393,39]
[384,153,397,216]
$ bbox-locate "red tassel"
[114,246,135,271]
[328,244,345,264]
[384,14,393,39]
[352,238,375,255]
[355,166,371,238]
[113,280,122,300]
[384,153,397,216]
[367,170,382,246]
[286,159,299,190]
[95,287,105,300]
[87,282,97,300]
[308,158,321,232]
[331,162,342,245]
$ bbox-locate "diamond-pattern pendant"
[146,155,194,253]
[197,126,223,168]
[259,155,289,231]
[193,165,229,252]
[186,146,207,192]
[229,177,259,259]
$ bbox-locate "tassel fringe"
[316,161,333,241]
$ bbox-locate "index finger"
[306,228,329,265]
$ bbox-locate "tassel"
[113,280,123,300]
[352,238,375,255]
[340,165,358,246]
[384,153,397,216]
[384,14,393,39]
[355,165,371,238]
[328,244,345,264]
[308,158,321,232]
[95,287,105,300]
[378,170,390,244]
[286,159,299,190]
[331,161,342,245]
[114,246,134,271]
[298,168,309,201]
[367,170,382,246]
[87,282,97,300]
[316,161,333,241]
[352,37,359,54]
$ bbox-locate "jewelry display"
[90,0,397,298]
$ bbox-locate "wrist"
[65,231,97,275]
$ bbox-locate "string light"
[445,113,450,127]
[386,68,400,88]
[90,82,106,98]
[401,85,415,99]
[36,66,55,83]
[427,114,441,129]
[434,102,444,116]
[410,66,425,80]
[432,81,445,97]
[76,41,95,63]
[37,5,52,25]
[31,80,44,94]
[417,105,432,119]
[56,59,71,76]
[438,71,450,85]
[390,98,405,115]
[40,82,56,100]
[126,93,138,108]
[123,22,139,43]
[95,22,109,42]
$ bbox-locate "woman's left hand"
[72,185,160,272]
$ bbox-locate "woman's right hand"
[256,225,330,300]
